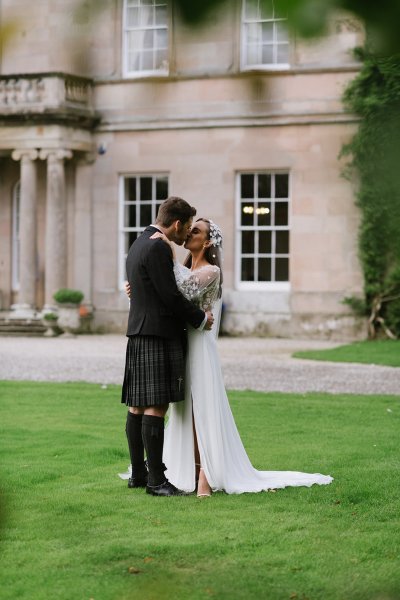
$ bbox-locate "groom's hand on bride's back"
[204,311,214,330]
[125,281,131,298]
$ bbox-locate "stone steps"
[0,318,46,337]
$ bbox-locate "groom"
[121,197,214,497]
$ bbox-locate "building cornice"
[97,111,359,132]
[93,63,361,86]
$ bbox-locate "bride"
[151,218,333,496]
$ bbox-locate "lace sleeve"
[173,262,201,302]
[173,262,220,311]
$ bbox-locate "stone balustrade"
[0,73,98,127]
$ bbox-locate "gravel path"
[1,335,399,395]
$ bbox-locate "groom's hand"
[204,311,214,330]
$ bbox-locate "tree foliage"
[342,49,400,338]
[172,0,400,54]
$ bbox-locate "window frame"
[235,171,291,291]
[122,0,169,79]
[118,173,169,289]
[240,0,290,72]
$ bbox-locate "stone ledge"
[222,311,366,340]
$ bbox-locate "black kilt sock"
[126,412,146,478]
[142,415,166,487]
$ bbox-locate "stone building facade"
[0,0,365,338]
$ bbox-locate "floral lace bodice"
[173,262,220,312]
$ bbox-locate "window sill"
[122,70,169,81]
[240,64,291,73]
[236,282,290,292]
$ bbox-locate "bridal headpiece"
[209,220,223,248]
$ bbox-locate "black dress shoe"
[146,480,186,497]
[128,473,148,488]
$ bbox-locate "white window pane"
[124,205,136,227]
[127,0,139,6]
[143,29,154,49]
[128,51,140,71]
[155,28,167,49]
[155,5,167,26]
[277,43,289,64]
[260,0,274,20]
[125,232,138,255]
[262,44,274,64]
[141,0,155,5]
[244,0,261,21]
[127,30,145,50]
[127,7,140,27]
[139,5,154,27]
[258,258,272,282]
[241,257,255,281]
[141,50,154,70]
[156,176,168,199]
[241,174,255,198]
[247,43,261,65]
[126,30,134,49]
[275,258,289,281]
[247,23,261,43]
[155,49,168,69]
[276,22,288,42]
[262,22,274,43]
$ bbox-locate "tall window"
[123,0,169,77]
[237,172,290,287]
[241,0,289,70]
[11,181,20,292]
[119,174,169,285]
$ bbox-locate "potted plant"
[53,288,84,337]
[42,311,60,337]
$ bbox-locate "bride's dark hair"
[183,218,223,298]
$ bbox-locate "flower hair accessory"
[209,220,222,248]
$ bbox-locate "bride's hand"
[150,232,176,258]
[124,281,131,299]
[150,232,170,244]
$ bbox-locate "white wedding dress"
[163,262,333,494]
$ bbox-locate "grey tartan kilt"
[121,335,186,407]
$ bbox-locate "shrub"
[43,312,58,321]
[53,289,84,305]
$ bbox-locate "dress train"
[163,322,333,494]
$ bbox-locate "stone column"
[74,155,95,308]
[11,149,39,317]
[40,149,73,309]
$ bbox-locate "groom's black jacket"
[126,226,205,339]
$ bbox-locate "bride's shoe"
[197,468,212,497]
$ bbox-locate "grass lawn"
[1,381,399,600]
[293,339,400,368]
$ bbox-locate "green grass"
[293,340,400,367]
[1,381,400,600]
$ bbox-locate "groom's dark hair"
[156,197,196,227]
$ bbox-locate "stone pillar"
[74,155,95,308]
[40,149,73,309]
[11,149,39,317]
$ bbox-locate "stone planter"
[42,318,60,337]
[57,303,80,337]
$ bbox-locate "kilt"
[121,335,186,407]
